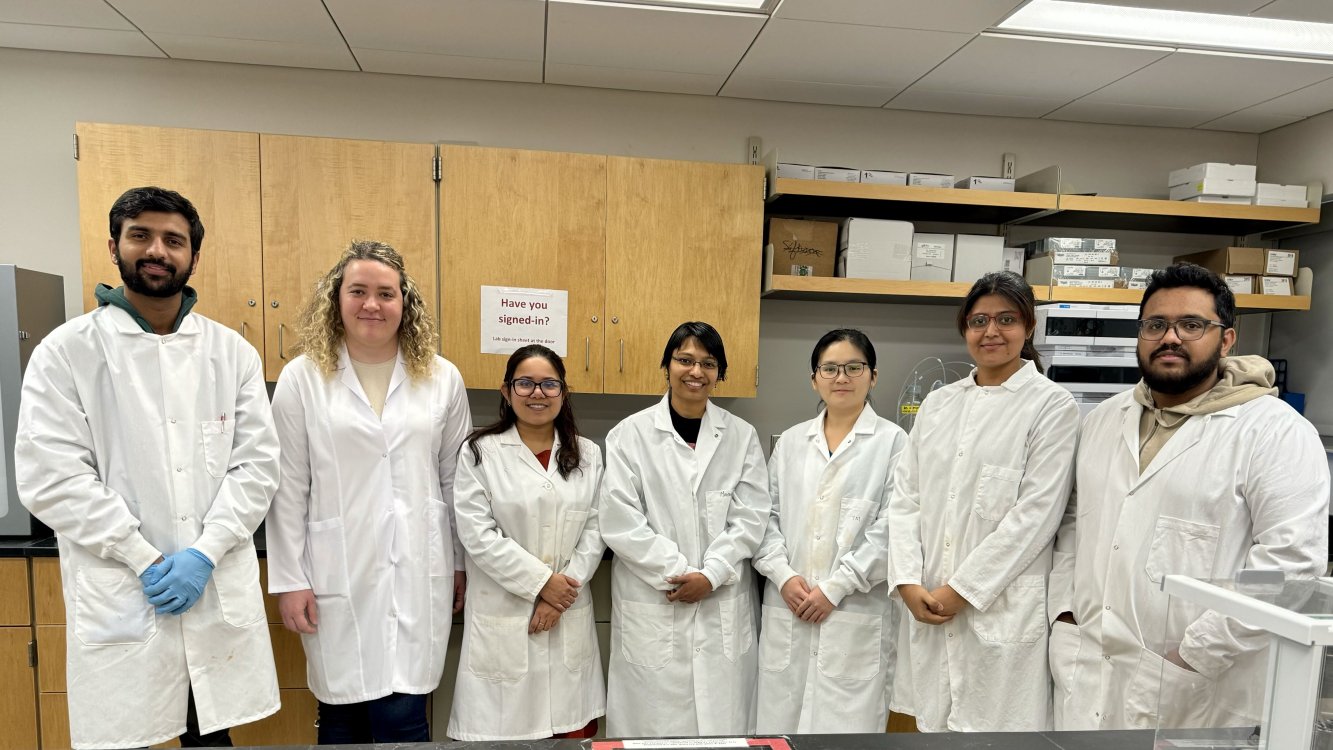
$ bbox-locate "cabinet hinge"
[28,639,36,668]
[761,175,767,201]
[432,154,441,183]
[755,365,760,387]
[72,133,79,161]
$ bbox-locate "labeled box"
[766,218,838,277]
[1168,162,1257,187]
[860,169,908,185]
[838,218,913,280]
[1265,249,1299,277]
[1223,275,1256,294]
[952,234,1006,284]
[814,166,860,183]
[1175,247,1296,277]
[1026,261,1126,286]
[1125,267,1156,281]
[1049,278,1124,289]
[1257,183,1307,203]
[1170,178,1257,201]
[1182,195,1252,204]
[1026,238,1119,266]
[1261,276,1293,295]
[955,176,1015,192]
[1002,247,1025,276]
[910,233,955,282]
[908,173,954,188]
[1027,237,1117,253]
[773,162,815,180]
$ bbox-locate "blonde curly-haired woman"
[265,240,472,743]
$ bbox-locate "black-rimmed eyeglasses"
[509,378,565,397]
[1136,318,1225,341]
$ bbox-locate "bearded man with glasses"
[1049,262,1329,732]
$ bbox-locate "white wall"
[1259,109,1333,191]
[0,46,1270,444]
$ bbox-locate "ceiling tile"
[1079,50,1333,112]
[1250,0,1333,23]
[773,0,1025,33]
[1045,100,1225,128]
[326,0,544,60]
[148,33,358,70]
[1196,110,1305,132]
[547,1,763,76]
[720,75,901,106]
[1061,0,1269,11]
[0,21,162,56]
[108,0,343,44]
[1242,77,1333,117]
[909,34,1170,100]
[0,0,135,29]
[353,48,542,82]
[732,18,973,88]
[545,63,726,96]
[885,88,1069,118]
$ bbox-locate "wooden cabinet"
[259,135,437,382]
[439,149,763,396]
[0,559,37,750]
[74,123,265,352]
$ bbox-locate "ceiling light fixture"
[581,0,776,14]
[996,0,1333,59]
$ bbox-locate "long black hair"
[466,345,584,479]
[956,271,1044,373]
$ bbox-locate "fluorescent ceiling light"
[586,0,775,12]
[997,0,1333,59]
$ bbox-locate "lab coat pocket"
[213,551,265,627]
[817,610,881,680]
[306,518,350,597]
[74,567,156,646]
[970,574,1045,644]
[719,593,754,663]
[561,602,594,671]
[1145,516,1220,584]
[619,600,674,669]
[1048,620,1081,697]
[1124,648,1212,729]
[558,509,590,571]
[973,464,1024,521]
[704,490,733,539]
[835,498,875,549]
[200,419,234,478]
[467,611,530,681]
[426,499,451,577]
[758,605,792,672]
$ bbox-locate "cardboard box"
[1174,247,1265,276]
[1026,242,1119,265]
[1002,247,1024,275]
[1126,267,1156,281]
[1027,237,1117,253]
[838,218,913,280]
[1026,260,1124,285]
[956,176,1015,192]
[1170,178,1257,200]
[815,166,860,183]
[908,173,954,188]
[1257,183,1307,202]
[1223,275,1255,294]
[1128,280,1149,291]
[1261,276,1293,295]
[1265,249,1299,277]
[766,218,839,277]
[861,170,908,185]
[1049,278,1125,289]
[952,234,1006,283]
[1168,162,1257,187]
[910,233,955,282]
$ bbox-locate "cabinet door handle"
[278,323,287,360]
[240,321,248,340]
[585,337,590,371]
[618,339,624,373]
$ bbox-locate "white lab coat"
[888,360,1079,732]
[1049,389,1330,730]
[265,349,471,704]
[15,305,280,750]
[447,428,606,740]
[753,405,908,733]
[600,395,771,737]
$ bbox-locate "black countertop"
[0,529,268,557]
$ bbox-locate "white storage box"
[1168,162,1256,187]
[908,173,954,188]
[773,162,815,180]
[1261,276,1293,295]
[838,218,913,280]
[1257,183,1307,202]
[1170,178,1257,201]
[952,234,1006,283]
[814,166,859,183]
[910,233,955,282]
[1002,247,1024,275]
[956,176,1015,192]
[860,169,908,185]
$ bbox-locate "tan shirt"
[350,357,396,418]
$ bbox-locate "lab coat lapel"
[500,425,559,480]
[385,353,408,403]
[336,347,374,412]
[691,404,725,495]
[1134,413,1206,489]
[807,410,831,461]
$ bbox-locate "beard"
[116,250,193,298]
[1138,341,1223,395]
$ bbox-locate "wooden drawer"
[0,626,38,750]
[0,559,31,626]
[32,559,64,626]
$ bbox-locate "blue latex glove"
[138,556,173,590]
[144,548,215,615]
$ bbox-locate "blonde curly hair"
[295,239,438,381]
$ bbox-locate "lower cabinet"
[0,557,38,750]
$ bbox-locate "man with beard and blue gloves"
[16,186,281,749]
[1049,262,1329,731]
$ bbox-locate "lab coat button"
[1113,544,1120,550]
[1104,605,1111,611]
[948,492,956,500]
[957,450,963,457]
[169,418,176,424]
[944,540,951,548]
[1104,654,1111,660]
[176,467,183,473]
[947,632,954,638]
[382,453,388,458]
[543,483,552,490]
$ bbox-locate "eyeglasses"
[816,361,869,379]
[966,312,1023,331]
[509,378,565,397]
[671,356,719,371]
[1136,318,1225,341]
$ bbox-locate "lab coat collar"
[806,403,880,458]
[335,345,408,411]
[498,424,563,478]
[652,393,727,495]
[100,297,203,337]
[1119,389,1240,488]
[962,358,1038,392]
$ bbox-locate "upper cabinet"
[74,123,264,351]
[259,135,436,382]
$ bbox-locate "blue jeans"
[316,693,429,745]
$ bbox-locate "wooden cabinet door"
[604,157,763,397]
[75,123,264,352]
[260,135,436,382]
[0,559,31,626]
[0,628,38,750]
[438,146,606,393]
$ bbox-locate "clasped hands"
[531,572,583,634]
[780,576,833,623]
[139,548,215,616]
[897,583,968,624]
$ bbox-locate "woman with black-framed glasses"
[753,329,908,733]
[887,271,1079,732]
[448,344,606,741]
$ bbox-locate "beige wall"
[1258,109,1333,191]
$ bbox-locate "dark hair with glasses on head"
[1138,262,1236,331]
[466,344,584,479]
[956,271,1044,374]
[660,321,729,381]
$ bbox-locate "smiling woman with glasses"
[753,329,908,733]
[598,321,770,737]
[888,271,1079,733]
